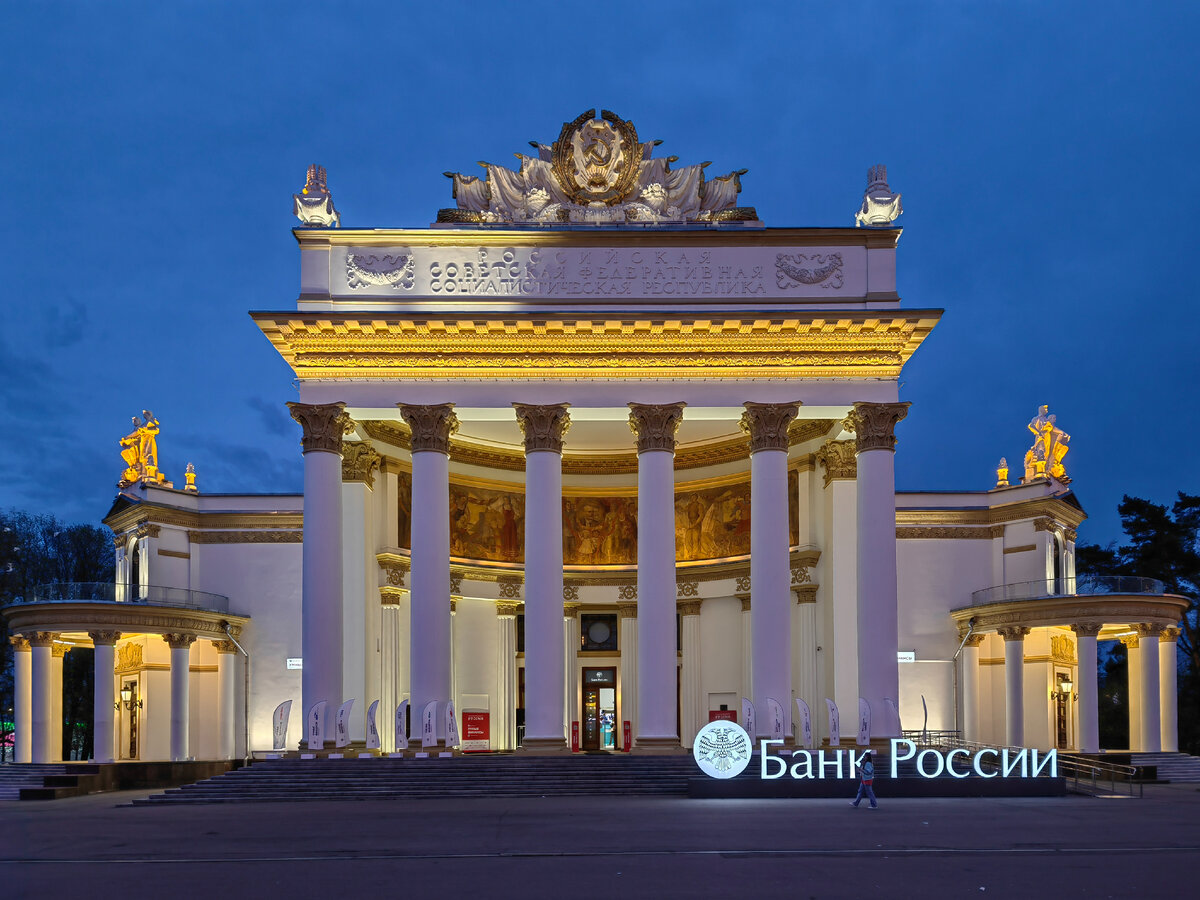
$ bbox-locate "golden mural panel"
[563,495,638,565]
[450,484,525,562]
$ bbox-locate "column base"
[519,737,570,754]
[633,736,683,754]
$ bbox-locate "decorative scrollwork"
[775,252,844,289]
[346,252,415,290]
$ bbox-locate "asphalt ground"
[2,785,1198,898]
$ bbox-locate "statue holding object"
[1022,405,1070,483]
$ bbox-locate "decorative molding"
[156,548,190,559]
[341,441,383,487]
[677,582,699,598]
[677,600,702,616]
[1135,622,1166,638]
[379,556,408,587]
[953,595,1188,636]
[380,587,404,606]
[1120,634,1140,649]
[9,636,30,651]
[793,585,818,604]
[287,402,352,454]
[791,566,812,585]
[1049,634,1076,663]
[740,597,751,612]
[775,252,844,289]
[1160,626,1182,642]
[895,496,1086,531]
[897,527,995,540]
[398,403,459,454]
[116,642,143,671]
[617,584,638,601]
[1003,544,1037,555]
[134,523,162,539]
[163,633,197,650]
[562,584,580,602]
[997,625,1031,642]
[616,601,638,618]
[513,404,571,454]
[28,632,59,648]
[1070,622,1103,637]
[958,630,986,647]
[449,573,464,595]
[740,402,801,453]
[346,252,414,291]
[497,577,523,600]
[563,601,581,619]
[628,403,686,453]
[211,639,238,654]
[51,644,70,658]
[844,401,910,453]
[815,440,856,487]
[88,630,122,646]
[450,599,457,614]
[735,575,752,593]
[3,604,244,642]
[188,530,302,544]
[105,506,304,535]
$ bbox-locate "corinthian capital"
[287,402,353,454]
[162,633,197,650]
[628,403,686,453]
[398,404,459,454]
[844,401,911,453]
[739,402,801,453]
[513,403,572,453]
[341,441,383,487]
[814,440,857,487]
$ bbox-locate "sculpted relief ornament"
[844,402,911,453]
[815,440,857,487]
[514,404,572,454]
[628,403,686,453]
[341,442,383,488]
[399,404,460,454]
[740,402,801,453]
[440,109,758,225]
[287,402,354,454]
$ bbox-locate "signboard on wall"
[462,710,490,752]
[286,658,303,670]
[709,709,737,723]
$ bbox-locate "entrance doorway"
[581,667,617,750]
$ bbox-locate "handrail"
[970,575,1167,606]
[13,583,231,614]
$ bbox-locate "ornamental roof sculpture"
[855,165,902,227]
[119,411,172,488]
[1022,405,1071,484]
[438,109,758,226]
[293,164,341,228]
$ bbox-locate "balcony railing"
[971,575,1167,606]
[17,583,231,614]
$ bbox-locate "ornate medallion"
[693,719,753,779]
[552,109,643,206]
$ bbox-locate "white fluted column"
[380,601,402,752]
[1160,626,1180,752]
[1124,635,1142,751]
[400,403,458,747]
[629,403,685,751]
[214,640,237,760]
[740,597,753,711]
[618,602,638,744]
[679,601,702,748]
[89,632,120,764]
[495,603,518,751]
[793,590,818,737]
[50,645,66,761]
[742,402,800,743]
[1137,624,1163,752]
[847,402,909,738]
[29,633,56,763]
[11,637,31,763]
[513,403,570,752]
[1072,623,1101,753]
[1000,626,1029,746]
[288,401,350,747]
[164,633,195,761]
[960,633,984,742]
[564,603,579,744]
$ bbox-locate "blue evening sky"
[1,1,1196,549]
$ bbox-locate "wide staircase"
[0,764,89,800]
[135,754,701,804]
[1132,752,1200,782]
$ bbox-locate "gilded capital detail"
[88,630,122,646]
[1160,626,1182,642]
[1070,623,1103,638]
[513,403,572,453]
[815,440,857,487]
[9,636,30,651]
[739,402,801,453]
[495,601,521,617]
[616,601,638,618]
[628,403,686,453]
[1135,623,1165,638]
[341,442,383,487]
[844,401,911,453]
[163,633,197,650]
[997,625,1030,642]
[677,600,702,616]
[287,401,353,454]
[399,403,459,454]
[29,632,59,648]
[211,640,238,654]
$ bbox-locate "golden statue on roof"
[1023,405,1070,483]
[119,410,171,488]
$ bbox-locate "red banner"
[623,720,632,752]
[709,709,737,723]
[461,711,490,752]
[571,721,580,752]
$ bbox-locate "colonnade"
[8,632,240,764]
[289,399,910,751]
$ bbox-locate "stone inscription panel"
[331,245,867,301]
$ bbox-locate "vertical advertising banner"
[365,699,381,750]
[335,699,355,749]
[766,698,784,742]
[884,698,901,737]
[571,721,580,752]
[857,698,872,746]
[445,701,461,750]
[794,698,812,749]
[422,701,438,748]
[742,698,756,745]
[272,700,292,751]
[623,720,632,752]
[395,699,410,750]
[307,700,327,750]
[461,710,490,752]
[825,699,840,747]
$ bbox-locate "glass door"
[582,668,616,750]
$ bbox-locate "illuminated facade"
[4,112,1187,765]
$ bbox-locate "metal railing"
[915,733,1142,797]
[971,575,1167,606]
[16,583,230,614]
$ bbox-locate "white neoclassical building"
[4,112,1187,765]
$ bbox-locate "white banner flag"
[825,699,840,747]
[307,700,327,750]
[857,698,872,746]
[742,698,756,746]
[272,700,292,751]
[366,700,380,750]
[395,700,409,750]
[766,698,785,742]
[445,701,460,749]
[422,700,438,748]
[883,697,901,736]
[794,698,813,749]
[335,699,355,749]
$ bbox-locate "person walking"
[850,749,878,809]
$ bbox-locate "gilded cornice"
[895,496,1086,531]
[950,593,1189,634]
[253,312,941,381]
[105,505,302,537]
[188,530,302,544]
[1,603,248,640]
[897,527,995,540]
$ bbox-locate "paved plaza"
[2,785,1197,898]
